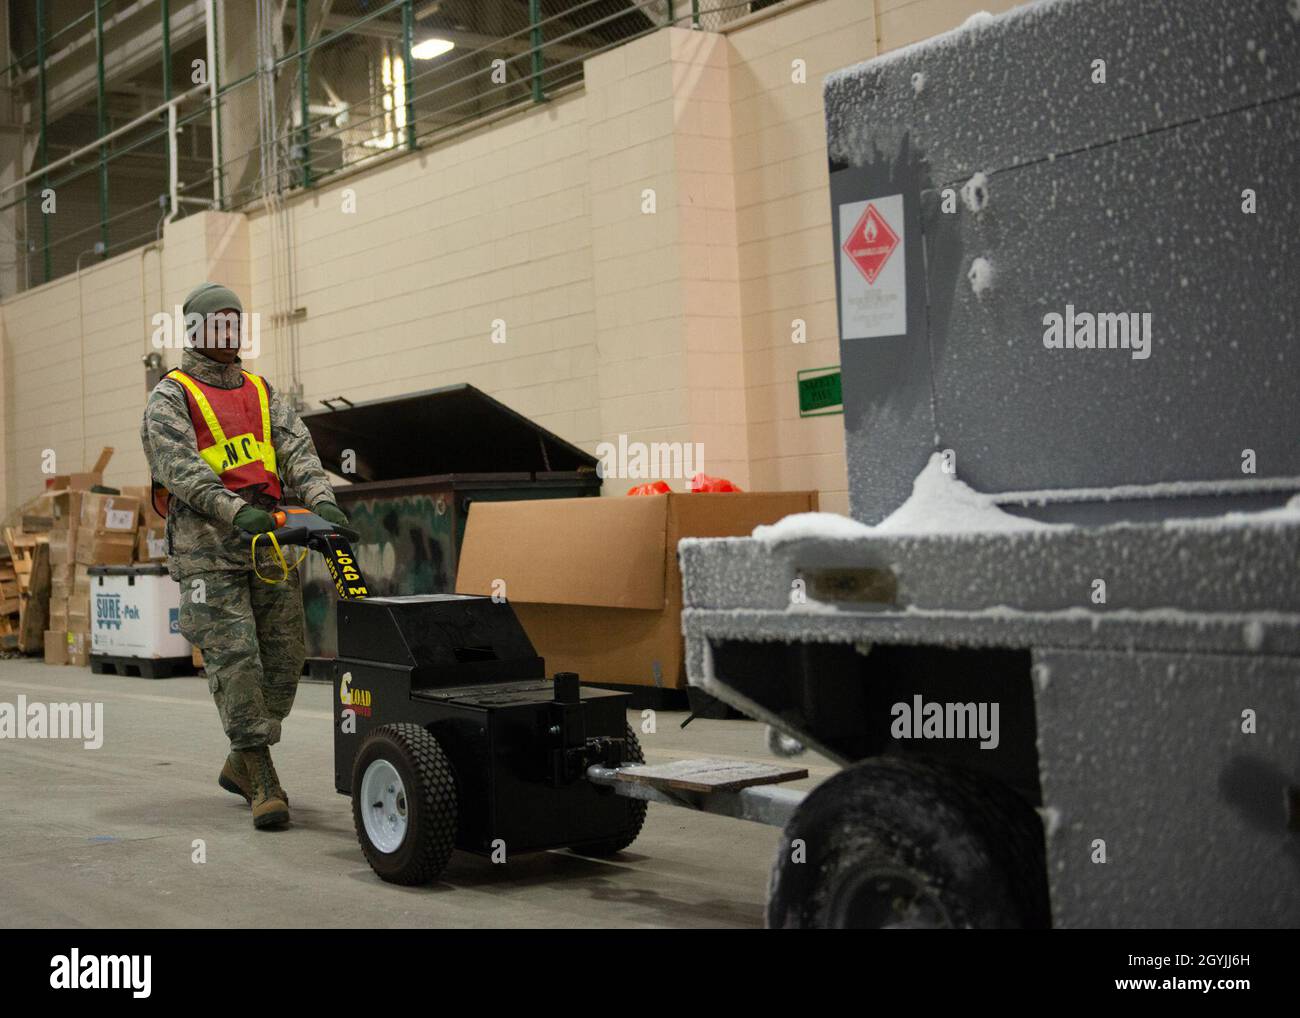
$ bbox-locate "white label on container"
[105,508,135,531]
[838,193,907,340]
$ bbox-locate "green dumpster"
[299,384,600,664]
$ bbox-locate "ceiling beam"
[18,0,208,125]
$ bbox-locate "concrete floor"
[0,659,836,928]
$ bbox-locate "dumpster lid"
[299,384,597,483]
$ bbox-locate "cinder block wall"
[0,0,1030,517]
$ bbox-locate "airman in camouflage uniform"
[141,282,347,829]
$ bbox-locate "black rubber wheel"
[767,757,1049,929]
[351,723,458,885]
[569,724,649,857]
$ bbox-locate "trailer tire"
[352,723,458,885]
[767,757,1048,929]
[569,725,649,857]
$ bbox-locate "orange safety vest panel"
[151,368,282,517]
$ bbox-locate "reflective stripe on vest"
[167,369,280,482]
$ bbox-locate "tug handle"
[254,506,369,599]
[269,506,361,544]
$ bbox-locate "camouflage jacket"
[140,349,335,579]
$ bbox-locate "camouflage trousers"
[177,566,306,751]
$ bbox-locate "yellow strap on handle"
[250,530,307,584]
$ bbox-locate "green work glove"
[233,505,276,534]
[313,501,349,527]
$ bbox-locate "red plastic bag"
[626,481,672,496]
[689,473,742,493]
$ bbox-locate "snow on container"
[681,0,1300,929]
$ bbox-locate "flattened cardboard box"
[456,491,817,689]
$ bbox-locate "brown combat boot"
[219,751,290,806]
[237,747,290,829]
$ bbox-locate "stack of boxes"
[19,448,197,669]
[0,551,20,644]
[41,449,141,666]
[45,488,85,665]
[76,492,140,567]
[124,485,167,564]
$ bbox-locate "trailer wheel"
[352,723,458,885]
[569,725,649,857]
[767,757,1048,929]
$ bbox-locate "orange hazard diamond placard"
[842,202,899,285]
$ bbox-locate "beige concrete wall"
[0,211,249,512]
[247,86,597,450]
[1,0,1031,518]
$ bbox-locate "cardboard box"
[74,527,134,566]
[74,563,92,597]
[68,596,90,634]
[44,631,68,666]
[50,562,77,602]
[455,491,818,689]
[136,526,167,562]
[80,493,140,534]
[48,528,77,566]
[46,490,83,531]
[121,485,165,530]
[49,598,69,633]
[45,447,113,493]
[66,631,90,667]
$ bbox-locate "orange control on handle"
[271,507,311,529]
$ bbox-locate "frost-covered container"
[681,0,1300,930]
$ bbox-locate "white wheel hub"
[360,758,408,854]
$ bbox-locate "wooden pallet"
[4,528,37,583]
[0,541,20,647]
[17,542,50,654]
[90,654,196,679]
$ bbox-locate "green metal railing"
[3,0,761,293]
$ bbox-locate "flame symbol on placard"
[864,216,877,242]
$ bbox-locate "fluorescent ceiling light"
[411,37,454,60]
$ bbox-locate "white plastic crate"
[88,564,189,660]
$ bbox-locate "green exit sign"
[797,367,842,417]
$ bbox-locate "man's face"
[196,308,242,363]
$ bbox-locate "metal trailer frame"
[680,0,1300,929]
